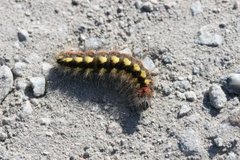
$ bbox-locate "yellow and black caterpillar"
[56,50,154,110]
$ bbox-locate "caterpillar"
[56,50,154,111]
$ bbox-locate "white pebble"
[22,100,33,115]
[120,48,132,56]
[0,129,7,142]
[191,1,203,16]
[142,56,156,71]
[196,26,223,47]
[30,77,46,97]
[12,62,27,77]
[185,91,197,102]
[41,62,53,76]
[106,122,122,135]
[178,105,191,118]
[223,73,240,95]
[84,37,103,50]
[209,84,227,109]
[39,118,51,125]
[15,78,29,90]
[0,65,13,103]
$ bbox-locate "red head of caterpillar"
[56,50,154,111]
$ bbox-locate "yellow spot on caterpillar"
[123,58,131,66]
[63,57,73,63]
[84,68,94,77]
[144,79,151,85]
[133,64,140,71]
[75,57,83,63]
[111,56,120,64]
[99,68,107,76]
[84,56,94,64]
[98,56,107,64]
[140,70,146,78]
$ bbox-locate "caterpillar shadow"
[47,68,141,134]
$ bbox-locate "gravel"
[185,91,197,102]
[0,129,8,142]
[41,62,54,76]
[15,78,29,91]
[106,122,122,135]
[174,80,191,92]
[39,118,51,125]
[178,105,192,118]
[0,65,13,103]
[196,26,223,47]
[179,128,204,156]
[29,77,46,97]
[142,56,156,71]
[12,62,27,77]
[141,2,154,12]
[191,1,203,16]
[0,1,239,159]
[120,48,132,56]
[228,109,240,127]
[208,84,227,109]
[22,100,33,115]
[17,29,29,42]
[84,37,103,50]
[222,73,240,95]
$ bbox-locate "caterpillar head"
[137,86,153,111]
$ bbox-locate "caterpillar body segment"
[56,50,154,111]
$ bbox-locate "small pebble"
[164,0,176,9]
[162,85,172,96]
[196,26,223,47]
[214,137,224,147]
[84,37,103,50]
[120,48,132,56]
[15,78,29,90]
[162,54,173,64]
[134,1,142,9]
[0,65,13,103]
[133,47,143,57]
[174,80,191,92]
[142,56,156,71]
[178,105,191,118]
[41,62,53,76]
[228,109,240,127]
[208,84,227,109]
[22,100,33,115]
[71,0,80,6]
[12,62,27,77]
[141,2,154,12]
[191,1,203,16]
[29,77,46,97]
[192,66,200,75]
[39,118,51,125]
[17,29,29,42]
[222,73,240,95]
[0,129,7,142]
[179,129,204,156]
[106,122,122,135]
[233,0,240,10]
[185,91,197,102]
[2,116,16,126]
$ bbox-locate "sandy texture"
[0,0,240,159]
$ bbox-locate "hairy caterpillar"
[56,50,154,111]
